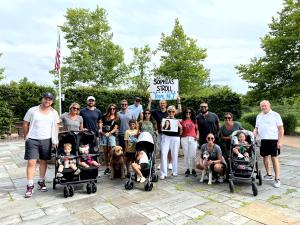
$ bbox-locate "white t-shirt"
[139,151,149,164]
[255,110,283,140]
[128,104,143,120]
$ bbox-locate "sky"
[0,0,284,94]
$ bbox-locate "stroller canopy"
[231,130,255,145]
[136,132,154,153]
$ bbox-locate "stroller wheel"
[125,180,134,190]
[229,180,234,193]
[86,183,92,194]
[151,174,159,182]
[92,182,97,193]
[144,182,153,191]
[63,186,69,198]
[258,170,262,186]
[53,178,56,190]
[252,182,258,196]
[68,185,74,197]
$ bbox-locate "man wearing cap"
[128,97,143,121]
[23,92,60,198]
[80,96,102,148]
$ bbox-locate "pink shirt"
[181,119,197,138]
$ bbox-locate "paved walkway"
[0,138,300,225]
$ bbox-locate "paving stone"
[0,214,21,225]
[0,167,9,178]
[196,201,235,217]
[194,215,232,225]
[142,208,168,221]
[107,207,151,225]
[166,212,192,225]
[7,167,26,179]
[223,199,244,209]
[130,202,154,213]
[147,219,174,225]
[44,204,69,216]
[94,202,119,218]
[20,208,46,221]
[182,207,205,219]
[221,212,250,225]
[74,208,107,225]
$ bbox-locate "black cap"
[135,97,141,102]
[43,92,54,100]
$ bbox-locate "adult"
[160,105,182,179]
[220,112,243,159]
[80,96,102,149]
[196,133,226,183]
[253,100,284,188]
[148,97,182,170]
[23,92,60,198]
[60,102,83,131]
[196,101,220,146]
[100,104,119,175]
[181,108,199,177]
[128,97,143,121]
[117,99,133,150]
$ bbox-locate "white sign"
[162,118,179,132]
[149,78,178,100]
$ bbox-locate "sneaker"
[263,174,273,180]
[172,173,178,177]
[238,153,244,158]
[157,164,161,170]
[136,176,141,182]
[185,169,190,177]
[273,179,281,188]
[56,172,63,178]
[168,163,173,170]
[74,168,81,175]
[160,175,165,180]
[24,185,34,198]
[104,168,110,175]
[244,157,250,162]
[217,176,224,183]
[37,180,48,192]
[140,177,146,183]
[192,169,197,177]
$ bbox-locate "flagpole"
[56,26,62,116]
[58,66,62,116]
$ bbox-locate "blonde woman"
[61,102,84,131]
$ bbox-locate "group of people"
[22,92,284,198]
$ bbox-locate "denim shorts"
[100,135,116,147]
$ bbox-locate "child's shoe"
[56,172,63,178]
[238,153,244,158]
[74,168,81,175]
[140,177,146,183]
[136,176,141,182]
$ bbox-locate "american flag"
[55,32,61,72]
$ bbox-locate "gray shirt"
[61,112,83,131]
[200,143,222,160]
[117,110,133,135]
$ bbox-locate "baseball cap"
[43,92,54,100]
[135,97,141,102]
[87,96,96,101]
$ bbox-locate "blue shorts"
[101,135,116,147]
[24,138,52,160]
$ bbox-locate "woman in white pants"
[181,108,199,177]
[160,105,182,179]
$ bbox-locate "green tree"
[59,6,125,88]
[0,53,5,81]
[155,18,210,94]
[236,0,300,101]
[128,45,154,90]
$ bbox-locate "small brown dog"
[110,146,125,179]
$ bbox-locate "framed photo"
[162,118,178,132]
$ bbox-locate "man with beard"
[196,101,220,147]
[80,96,102,149]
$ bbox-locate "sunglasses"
[72,107,80,110]
[110,108,116,110]
[207,137,214,140]
[145,112,151,115]
[168,111,175,113]
[88,100,95,102]
[121,104,127,106]
[224,117,232,120]
[186,111,191,114]
[200,106,208,108]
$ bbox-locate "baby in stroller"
[79,144,100,168]
[232,132,251,161]
[131,149,149,183]
[56,143,81,178]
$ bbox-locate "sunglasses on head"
[72,107,80,110]
[207,137,214,140]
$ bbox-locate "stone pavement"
[0,140,300,225]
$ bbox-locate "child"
[79,144,100,168]
[232,132,250,161]
[131,150,149,183]
[124,119,139,177]
[57,143,80,178]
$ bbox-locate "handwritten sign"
[149,78,178,100]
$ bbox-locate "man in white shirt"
[253,100,284,188]
[23,92,60,197]
[128,97,143,121]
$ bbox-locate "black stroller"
[124,132,159,191]
[53,130,99,198]
[228,130,263,196]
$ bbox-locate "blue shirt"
[117,110,133,135]
[128,104,143,120]
[80,107,102,137]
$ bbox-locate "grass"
[104,198,112,204]
[7,192,15,202]
[241,201,251,207]
[36,202,43,208]
[267,195,289,209]
[284,188,297,195]
[175,184,185,191]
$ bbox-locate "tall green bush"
[0,100,14,136]
[282,114,297,135]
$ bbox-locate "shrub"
[240,121,254,131]
[282,113,297,135]
[241,112,258,127]
[0,100,14,136]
